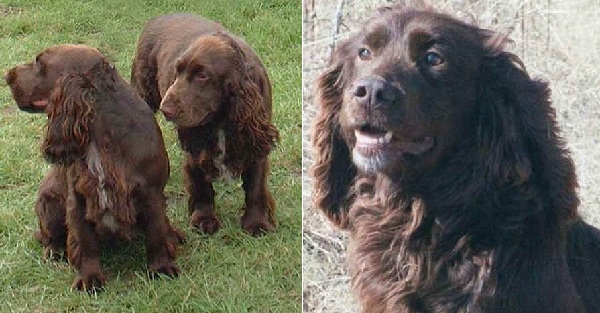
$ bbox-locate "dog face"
[335,9,490,174]
[4,44,105,113]
[159,35,240,128]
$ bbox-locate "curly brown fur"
[131,13,278,235]
[310,56,356,228]
[43,73,95,165]
[311,6,600,313]
[6,45,184,292]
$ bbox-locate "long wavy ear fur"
[221,33,279,173]
[476,33,583,312]
[42,73,95,165]
[478,33,579,219]
[310,41,356,228]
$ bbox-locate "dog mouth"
[162,110,176,121]
[353,124,435,157]
[160,105,177,121]
[14,97,49,113]
[32,99,48,109]
[354,125,393,153]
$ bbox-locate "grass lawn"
[0,1,301,312]
[303,1,600,311]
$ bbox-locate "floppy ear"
[478,34,579,219]
[42,74,95,165]
[310,41,357,228]
[221,34,279,171]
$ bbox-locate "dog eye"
[358,48,372,60]
[194,70,208,81]
[34,56,46,74]
[424,52,444,66]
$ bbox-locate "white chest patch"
[213,129,235,182]
[86,143,120,232]
[100,212,120,232]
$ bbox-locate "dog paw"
[190,211,221,234]
[35,231,66,261]
[72,272,106,293]
[42,246,66,261]
[168,225,186,245]
[149,261,180,279]
[241,213,275,236]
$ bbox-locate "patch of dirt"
[0,5,23,16]
[1,106,17,116]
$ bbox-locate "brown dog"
[311,6,600,313]
[4,45,96,260]
[131,14,279,236]
[5,44,184,291]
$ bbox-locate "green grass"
[0,1,301,312]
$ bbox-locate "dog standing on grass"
[131,14,279,236]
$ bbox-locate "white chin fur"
[352,148,388,173]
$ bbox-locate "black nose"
[352,77,401,108]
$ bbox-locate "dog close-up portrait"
[307,2,600,313]
[5,44,184,292]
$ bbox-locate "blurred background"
[302,0,600,312]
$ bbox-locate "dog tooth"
[384,132,393,143]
